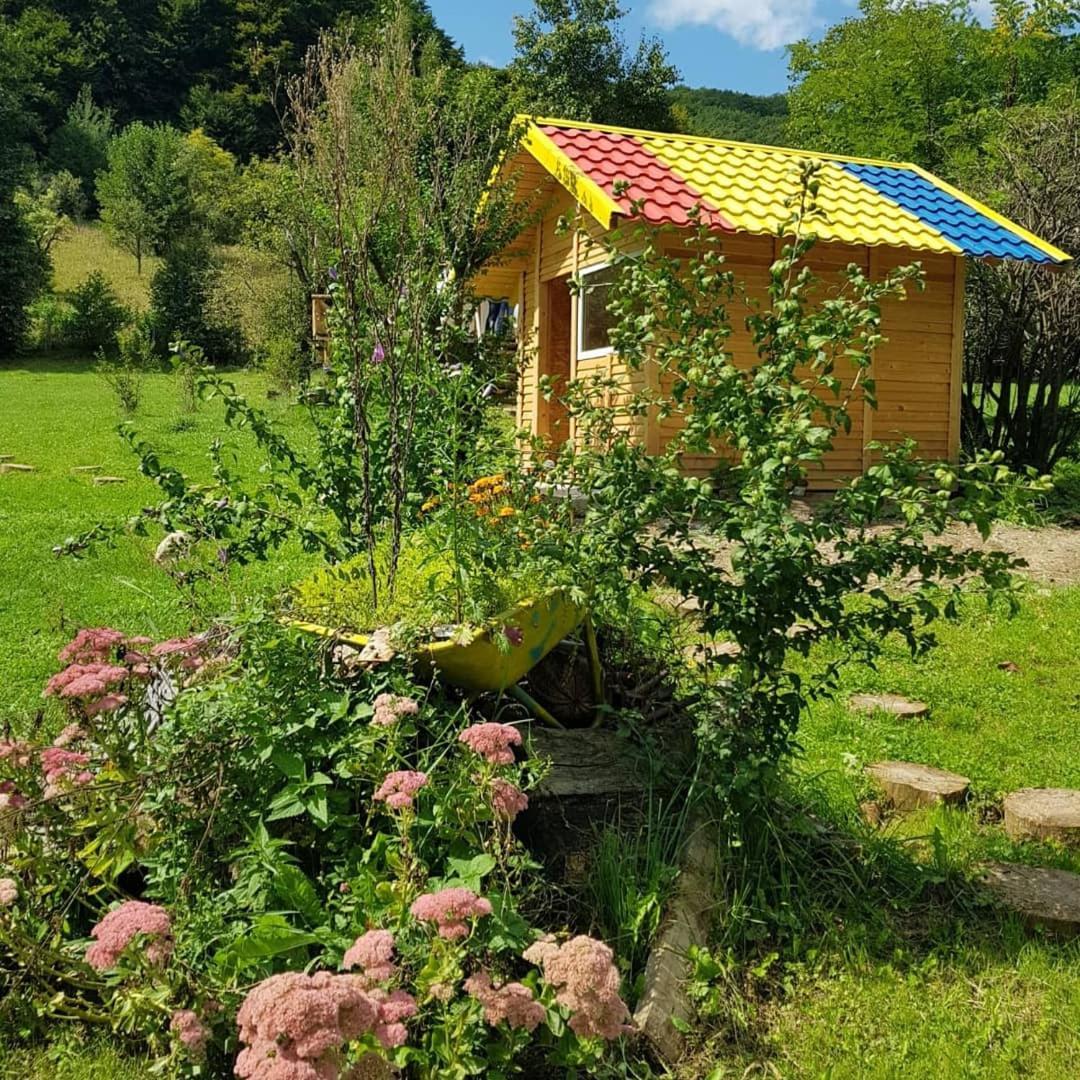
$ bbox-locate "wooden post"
[948,256,966,464]
[864,250,877,473]
[533,222,543,441]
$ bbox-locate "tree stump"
[1003,788,1080,846]
[981,862,1080,936]
[865,761,969,811]
[849,693,929,718]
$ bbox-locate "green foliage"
[96,320,156,414]
[47,84,114,210]
[510,0,679,129]
[175,127,243,244]
[96,122,192,273]
[26,291,74,351]
[14,175,72,254]
[67,270,130,353]
[149,239,243,364]
[670,86,790,144]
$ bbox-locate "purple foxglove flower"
[372,342,385,364]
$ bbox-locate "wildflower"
[490,778,529,822]
[370,988,417,1049]
[371,342,385,365]
[44,662,128,702]
[410,887,492,940]
[58,628,127,665]
[342,929,396,983]
[420,496,440,513]
[428,982,454,1003]
[0,739,33,768]
[523,935,631,1040]
[497,506,516,518]
[373,770,427,811]
[0,781,28,812]
[170,1009,210,1059]
[458,722,522,765]
[52,723,85,747]
[235,971,380,1080]
[85,900,173,971]
[503,625,524,648]
[0,878,18,907]
[465,970,545,1032]
[371,693,419,728]
[39,747,94,796]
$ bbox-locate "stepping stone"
[0,462,34,473]
[1003,788,1080,846]
[72,465,103,474]
[850,693,929,718]
[865,761,970,811]
[93,475,126,485]
[981,862,1080,936]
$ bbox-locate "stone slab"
[1003,788,1080,846]
[865,760,970,811]
[93,475,126,485]
[0,463,34,473]
[850,693,929,718]
[981,862,1080,936]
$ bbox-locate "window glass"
[579,265,618,355]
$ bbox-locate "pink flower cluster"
[59,627,128,664]
[44,662,130,715]
[342,929,396,984]
[0,877,18,907]
[235,971,402,1080]
[523,936,631,1040]
[40,747,94,797]
[464,970,545,1032]
[410,887,492,940]
[0,739,33,768]
[458,723,522,765]
[52,723,85,748]
[171,1009,210,1059]
[373,770,427,811]
[151,635,208,671]
[372,693,419,728]
[85,900,173,971]
[490,778,529,821]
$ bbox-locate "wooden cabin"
[472,117,1070,488]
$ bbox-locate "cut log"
[849,693,929,718]
[633,819,717,1063]
[865,761,970,811]
[1003,788,1080,846]
[0,463,34,473]
[529,728,646,798]
[981,862,1080,936]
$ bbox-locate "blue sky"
[427,1,992,96]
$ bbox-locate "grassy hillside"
[671,85,790,145]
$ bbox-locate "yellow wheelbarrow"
[290,589,604,729]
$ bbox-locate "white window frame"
[576,261,618,361]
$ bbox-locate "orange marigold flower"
[497,506,515,518]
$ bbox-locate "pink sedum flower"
[52,723,85,747]
[371,693,419,728]
[0,781,28,812]
[523,935,631,1040]
[490,778,529,821]
[458,722,522,765]
[0,877,18,907]
[342,929,396,983]
[465,970,545,1032]
[171,1009,210,1058]
[45,662,128,702]
[85,900,173,971]
[235,971,381,1080]
[58,627,127,665]
[39,747,94,796]
[373,770,427,811]
[0,740,33,768]
[410,887,492,940]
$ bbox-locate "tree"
[176,128,242,243]
[963,89,1080,471]
[96,122,192,273]
[670,86,789,144]
[510,0,679,130]
[47,84,114,210]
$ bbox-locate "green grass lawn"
[0,357,318,723]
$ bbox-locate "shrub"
[0,615,633,1076]
[68,270,130,353]
[96,320,155,414]
[261,334,307,393]
[26,292,74,352]
[0,194,49,355]
[149,239,243,364]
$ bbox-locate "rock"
[981,862,1080,936]
[865,761,970,811]
[154,531,192,565]
[997,660,1021,674]
[71,465,103,473]
[0,463,34,473]
[634,818,717,1062]
[1003,788,1080,846]
[849,693,929,718]
[93,475,126,485]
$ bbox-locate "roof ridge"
[523,114,921,172]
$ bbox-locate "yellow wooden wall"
[476,179,963,487]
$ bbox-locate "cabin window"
[577,263,618,359]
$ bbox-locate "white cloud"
[649,0,821,52]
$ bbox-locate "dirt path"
[926,521,1080,587]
